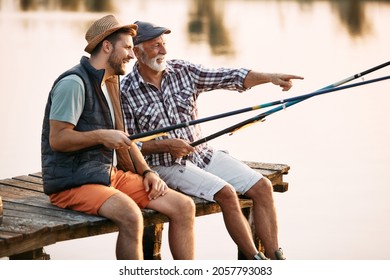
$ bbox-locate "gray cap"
[133,21,171,45]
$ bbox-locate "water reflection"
[1,0,387,49]
[284,0,373,37]
[17,0,114,12]
[330,0,370,36]
[188,0,234,55]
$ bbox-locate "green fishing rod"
[128,61,390,143]
[190,63,390,147]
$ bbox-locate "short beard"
[138,46,166,72]
[108,49,126,75]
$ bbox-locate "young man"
[121,21,304,260]
[41,15,195,260]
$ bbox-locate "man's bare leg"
[245,177,280,259]
[147,189,195,259]
[214,185,259,259]
[99,192,144,260]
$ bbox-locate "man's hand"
[143,172,168,200]
[243,71,304,91]
[140,137,195,158]
[270,73,304,91]
[165,138,195,158]
[99,129,133,150]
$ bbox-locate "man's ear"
[133,46,141,58]
[102,40,113,53]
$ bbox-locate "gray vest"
[41,56,114,195]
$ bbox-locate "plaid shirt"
[120,59,249,168]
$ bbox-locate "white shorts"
[152,150,263,201]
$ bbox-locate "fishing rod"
[129,61,390,143]
[131,75,389,144]
[128,104,260,142]
[130,79,370,142]
[254,60,390,123]
[190,66,390,147]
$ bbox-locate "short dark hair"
[91,27,136,55]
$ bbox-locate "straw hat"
[84,15,138,54]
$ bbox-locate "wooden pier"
[0,161,289,260]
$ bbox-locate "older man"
[121,21,303,260]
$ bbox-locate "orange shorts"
[49,168,150,215]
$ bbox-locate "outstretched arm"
[243,71,304,91]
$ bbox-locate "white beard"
[141,53,166,72]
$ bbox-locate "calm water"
[1,0,390,260]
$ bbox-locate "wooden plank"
[12,175,43,185]
[0,206,109,257]
[28,172,43,178]
[0,214,69,236]
[0,179,43,193]
[0,228,54,258]
[0,184,51,207]
[243,161,289,192]
[4,209,88,228]
[4,201,103,223]
[0,230,23,244]
[244,161,290,173]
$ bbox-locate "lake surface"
[1,0,389,260]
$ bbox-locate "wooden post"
[143,223,164,260]
[238,206,264,260]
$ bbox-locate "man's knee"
[100,193,144,228]
[259,177,273,191]
[214,185,238,204]
[246,177,274,199]
[182,195,196,215]
[171,194,196,219]
[122,207,144,227]
[182,197,196,224]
